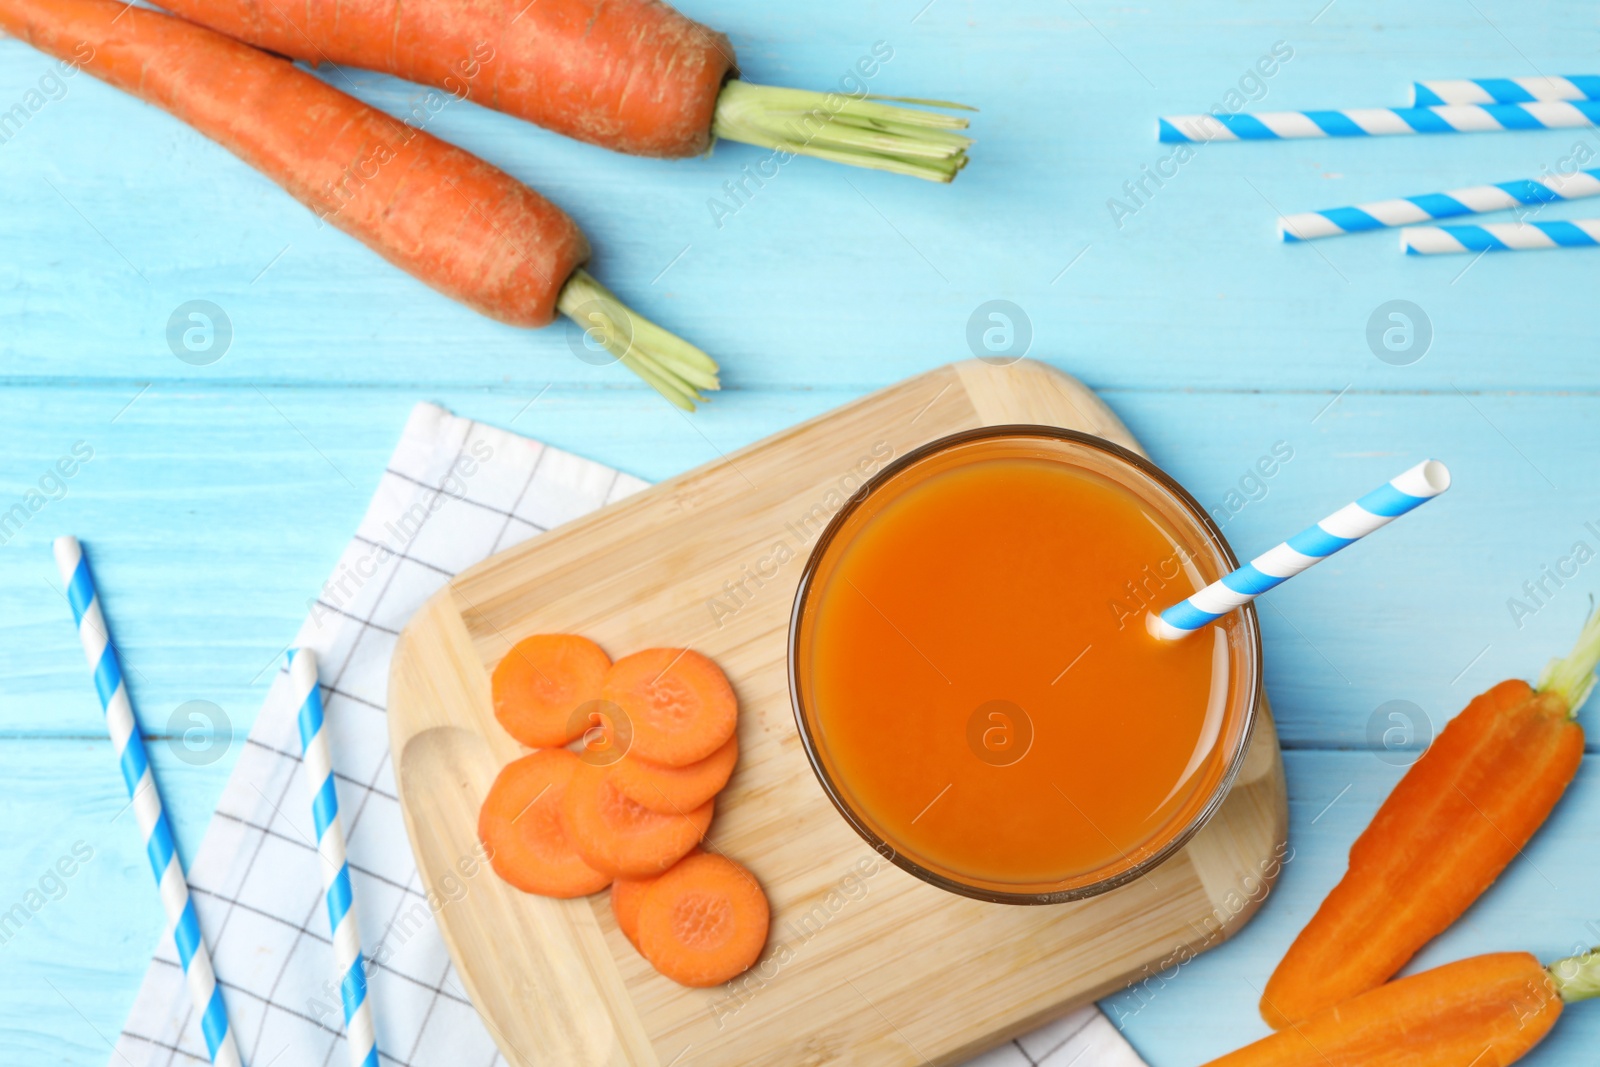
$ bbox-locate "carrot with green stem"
[1211,948,1600,1067]
[151,0,975,180]
[1261,607,1600,1029]
[1,0,718,408]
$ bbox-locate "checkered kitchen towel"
[111,402,1148,1067]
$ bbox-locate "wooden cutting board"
[387,359,1289,1067]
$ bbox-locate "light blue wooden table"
[4,1,1599,1063]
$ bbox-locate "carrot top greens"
[556,269,720,411]
[1550,948,1600,1004]
[713,80,974,182]
[1536,603,1600,713]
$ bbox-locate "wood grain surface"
[6,1,1600,1064]
[388,361,1287,1066]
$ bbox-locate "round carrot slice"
[478,749,611,898]
[637,852,770,987]
[610,735,738,814]
[602,648,737,766]
[492,634,611,748]
[611,848,700,951]
[561,762,712,877]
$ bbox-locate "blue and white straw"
[290,649,379,1067]
[1150,462,1451,640]
[1280,168,1600,240]
[1414,77,1600,106]
[1402,219,1600,254]
[1158,102,1600,142]
[53,537,242,1067]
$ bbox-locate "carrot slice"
[610,735,738,814]
[611,848,701,951]
[637,852,770,987]
[492,634,611,749]
[562,762,711,877]
[478,750,610,898]
[602,648,737,767]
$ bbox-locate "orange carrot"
[144,0,974,180]
[602,648,738,767]
[611,848,700,951]
[0,0,719,408]
[610,735,738,814]
[492,634,611,749]
[478,749,611,898]
[561,762,711,877]
[1212,950,1600,1067]
[1262,610,1600,1028]
[636,851,770,987]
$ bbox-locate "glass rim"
[786,424,1264,905]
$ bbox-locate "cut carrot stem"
[479,750,612,898]
[1214,952,1563,1067]
[1549,947,1600,1004]
[711,81,973,183]
[145,0,973,178]
[0,0,718,409]
[636,852,770,987]
[602,649,739,767]
[561,762,712,877]
[1536,601,1600,711]
[1261,607,1600,1029]
[611,735,738,815]
[492,634,611,749]
[557,270,720,411]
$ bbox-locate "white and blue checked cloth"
[110,402,1146,1067]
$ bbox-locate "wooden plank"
[3,3,1600,392]
[390,361,1287,1065]
[7,384,1600,759]
[7,741,1596,1067]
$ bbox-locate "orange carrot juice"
[791,429,1260,901]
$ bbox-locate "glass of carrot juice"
[788,426,1263,903]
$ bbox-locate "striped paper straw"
[290,649,379,1067]
[1414,77,1600,106]
[1402,219,1600,254]
[1150,462,1451,640]
[52,537,242,1067]
[1157,101,1600,142]
[1279,168,1600,240]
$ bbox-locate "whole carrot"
[1261,609,1600,1029]
[1,0,718,408]
[151,0,975,180]
[1210,949,1600,1067]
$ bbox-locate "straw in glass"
[1150,462,1451,640]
